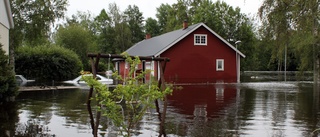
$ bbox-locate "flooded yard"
[1,72,320,136]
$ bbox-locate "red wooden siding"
[118,61,159,83]
[161,26,237,83]
[167,85,237,117]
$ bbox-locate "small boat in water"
[16,75,35,86]
[63,74,113,87]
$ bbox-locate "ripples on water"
[1,72,320,137]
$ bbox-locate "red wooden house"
[116,22,245,83]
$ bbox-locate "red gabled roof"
[126,22,245,58]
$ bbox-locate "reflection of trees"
[293,84,318,136]
[15,119,54,136]
[164,85,250,136]
[165,116,189,136]
[0,101,19,137]
[190,118,230,137]
[53,89,90,125]
[17,89,92,134]
[18,91,53,125]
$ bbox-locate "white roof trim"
[202,23,245,58]
[155,23,245,58]
[4,0,14,28]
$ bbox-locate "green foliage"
[124,5,145,44]
[65,11,97,34]
[156,1,188,33]
[82,53,173,137]
[145,17,161,37]
[10,0,68,47]
[113,21,132,53]
[96,61,113,73]
[94,9,115,54]
[54,24,96,70]
[258,0,320,71]
[15,45,82,81]
[156,3,172,33]
[8,0,68,71]
[91,3,134,54]
[0,44,18,100]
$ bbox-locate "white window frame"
[125,62,129,69]
[216,59,224,71]
[194,34,207,45]
[145,62,151,70]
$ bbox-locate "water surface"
[1,72,320,136]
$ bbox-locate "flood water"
[1,72,320,137]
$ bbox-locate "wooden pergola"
[86,53,170,137]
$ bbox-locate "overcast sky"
[66,0,263,19]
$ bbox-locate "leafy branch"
[82,53,172,137]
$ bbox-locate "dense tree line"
[8,0,320,75]
[258,0,320,73]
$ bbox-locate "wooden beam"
[87,53,170,62]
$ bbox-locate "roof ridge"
[147,22,202,40]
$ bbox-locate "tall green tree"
[145,17,161,37]
[156,3,173,33]
[166,0,189,31]
[10,0,67,47]
[290,0,320,73]
[66,11,96,34]
[107,3,132,53]
[156,0,189,33]
[9,0,68,68]
[54,24,95,70]
[258,0,320,73]
[94,9,115,54]
[259,0,295,71]
[114,21,132,53]
[124,5,145,44]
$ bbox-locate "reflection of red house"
[118,22,245,83]
[167,85,237,118]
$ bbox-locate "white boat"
[63,74,113,87]
[16,75,35,86]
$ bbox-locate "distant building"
[0,0,14,55]
[118,22,245,83]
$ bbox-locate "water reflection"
[165,82,320,137]
[15,90,92,137]
[166,84,239,136]
[0,101,19,137]
[167,85,237,118]
[3,76,320,136]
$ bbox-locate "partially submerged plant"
[82,53,172,137]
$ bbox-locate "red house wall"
[118,61,159,83]
[161,26,237,83]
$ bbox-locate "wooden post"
[87,57,95,135]
[158,60,168,136]
[93,54,101,137]
[142,61,146,83]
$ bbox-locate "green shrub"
[15,45,83,81]
[97,61,114,73]
[0,44,18,100]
